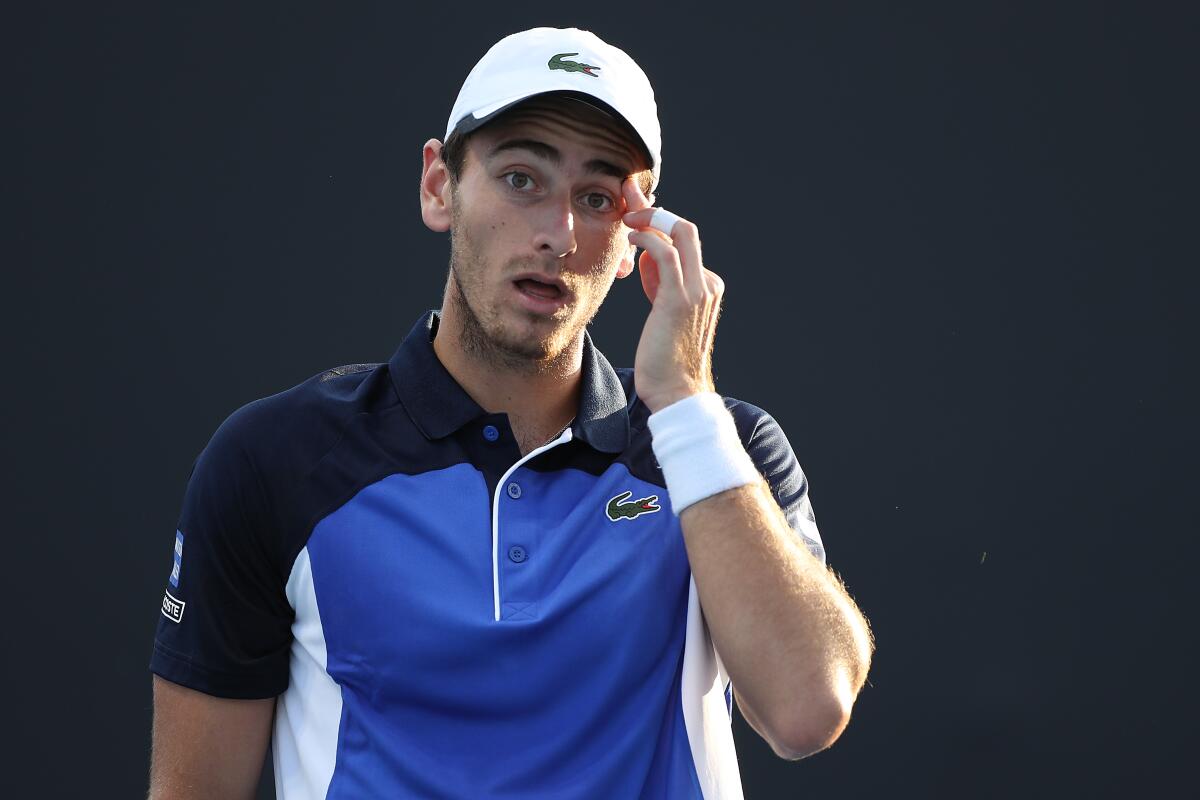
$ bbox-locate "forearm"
[622,189,872,756]
[148,676,274,800]
[678,480,873,758]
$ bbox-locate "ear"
[616,241,637,280]
[420,138,453,232]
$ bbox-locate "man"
[149,26,873,799]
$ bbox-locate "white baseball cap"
[444,27,662,185]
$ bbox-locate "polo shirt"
[151,309,825,799]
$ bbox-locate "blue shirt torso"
[151,310,824,798]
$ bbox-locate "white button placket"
[490,427,573,621]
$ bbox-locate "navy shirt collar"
[389,310,630,453]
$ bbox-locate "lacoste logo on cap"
[161,590,185,624]
[548,53,600,77]
[606,490,661,521]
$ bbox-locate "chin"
[454,277,581,367]
[502,314,577,361]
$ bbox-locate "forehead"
[469,96,649,174]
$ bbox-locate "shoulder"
[195,362,394,490]
[614,367,786,448]
[722,396,783,447]
[615,368,824,558]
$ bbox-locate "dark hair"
[441,129,469,184]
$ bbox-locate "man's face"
[442,97,651,368]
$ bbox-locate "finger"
[703,267,725,298]
[623,207,705,297]
[622,206,663,231]
[621,178,660,268]
[665,217,705,298]
[638,249,661,303]
[648,208,683,236]
[622,206,674,253]
[623,206,681,234]
[622,176,652,214]
[702,268,725,351]
[628,229,684,298]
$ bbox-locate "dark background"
[11,1,1197,797]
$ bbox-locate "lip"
[511,271,569,295]
[510,272,572,315]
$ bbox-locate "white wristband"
[647,392,761,515]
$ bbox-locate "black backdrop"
[11,2,1197,797]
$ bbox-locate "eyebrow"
[487,138,631,181]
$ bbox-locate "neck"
[432,300,583,451]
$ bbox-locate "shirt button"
[508,545,527,563]
[482,425,499,442]
[506,482,522,499]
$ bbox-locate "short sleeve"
[744,412,826,564]
[149,406,294,698]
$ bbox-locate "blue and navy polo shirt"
[151,309,824,799]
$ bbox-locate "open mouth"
[514,278,564,301]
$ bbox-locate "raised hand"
[621,177,726,414]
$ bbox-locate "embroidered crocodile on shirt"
[606,491,662,521]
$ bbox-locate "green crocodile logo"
[606,491,662,521]
[548,53,600,77]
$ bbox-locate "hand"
[621,177,726,414]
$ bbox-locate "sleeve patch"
[169,530,184,587]
[161,590,186,624]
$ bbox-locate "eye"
[581,192,615,212]
[503,171,536,192]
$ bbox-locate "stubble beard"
[447,238,580,378]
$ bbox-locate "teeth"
[517,279,560,299]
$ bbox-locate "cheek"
[604,232,628,264]
[452,183,520,246]
[588,226,630,275]
[454,213,519,272]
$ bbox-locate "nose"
[531,193,577,258]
